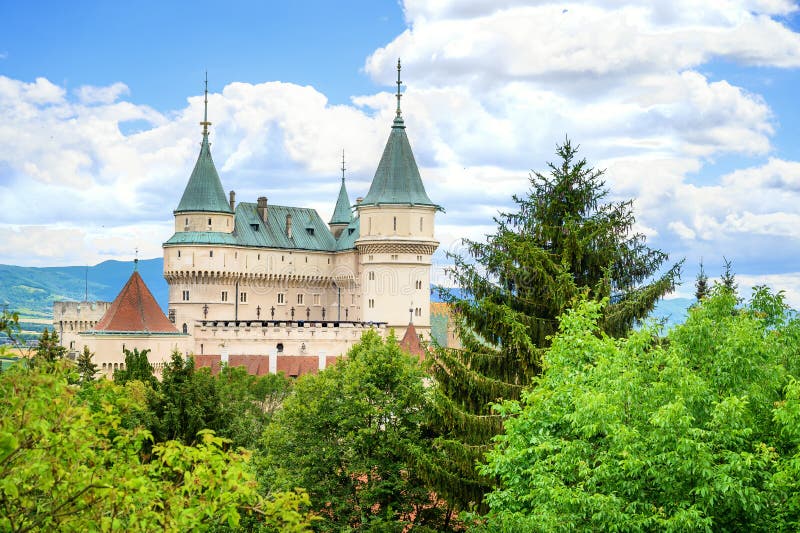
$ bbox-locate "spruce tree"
[34,328,67,364]
[424,139,682,510]
[721,256,737,293]
[75,345,98,384]
[695,260,709,301]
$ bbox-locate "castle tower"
[329,150,353,239]
[356,60,439,340]
[164,77,236,333]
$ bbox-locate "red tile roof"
[94,271,178,333]
[400,322,424,359]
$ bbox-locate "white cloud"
[1,0,799,306]
[75,82,130,104]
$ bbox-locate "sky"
[1,0,800,305]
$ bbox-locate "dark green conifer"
[695,260,709,301]
[424,139,682,510]
[721,256,737,293]
[75,345,98,384]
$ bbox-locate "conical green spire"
[330,150,353,225]
[175,76,233,214]
[360,59,436,208]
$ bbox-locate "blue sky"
[2,0,800,305]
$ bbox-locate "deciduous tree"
[478,287,800,531]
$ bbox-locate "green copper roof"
[164,202,360,251]
[360,116,436,207]
[335,217,360,251]
[175,133,234,214]
[330,178,353,225]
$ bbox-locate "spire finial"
[134,248,139,271]
[395,58,402,118]
[200,71,211,136]
[341,149,346,182]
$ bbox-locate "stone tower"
[356,60,439,340]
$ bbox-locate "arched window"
[182,323,188,334]
[276,343,284,353]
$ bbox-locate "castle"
[55,63,442,377]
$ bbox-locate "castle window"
[416,280,423,290]
[417,255,422,261]
[276,343,284,353]
[240,292,247,303]
[177,250,181,258]
[368,299,375,309]
[327,258,330,264]
[168,309,176,323]
[306,228,314,236]
[393,217,397,231]
[200,344,204,355]
[251,224,259,231]
[185,217,189,226]
[208,217,212,225]
[368,271,375,281]
[420,217,423,231]
[277,293,285,304]
[210,250,213,258]
[305,256,308,263]
[235,251,238,259]
[351,294,356,305]
[313,294,320,305]
[281,255,284,262]
[182,290,190,301]
[348,228,355,235]
[391,254,398,261]
[182,323,188,334]
[297,294,304,305]
[221,291,228,302]
[258,254,261,260]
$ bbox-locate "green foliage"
[75,345,98,384]
[261,331,446,531]
[478,287,800,531]
[0,361,314,532]
[33,328,67,365]
[1,309,20,341]
[152,351,221,445]
[427,139,681,509]
[114,347,157,389]
[720,256,738,293]
[695,259,709,301]
[215,365,291,450]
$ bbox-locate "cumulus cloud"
[1,0,799,307]
[75,82,130,104]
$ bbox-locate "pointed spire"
[200,71,211,137]
[395,58,403,121]
[175,75,233,214]
[360,62,438,208]
[94,271,178,333]
[330,149,353,225]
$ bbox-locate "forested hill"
[0,258,168,317]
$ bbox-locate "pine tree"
[424,139,682,510]
[721,256,737,293]
[34,328,67,364]
[695,260,709,301]
[75,345,98,384]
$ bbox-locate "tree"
[0,361,315,532]
[114,347,157,389]
[426,139,681,509]
[75,345,98,384]
[152,350,220,445]
[721,255,737,293]
[477,287,800,531]
[33,328,67,365]
[261,331,446,530]
[695,259,709,301]
[215,365,291,450]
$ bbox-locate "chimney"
[286,214,293,239]
[356,197,363,205]
[257,196,268,222]
[229,190,236,211]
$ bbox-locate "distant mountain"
[431,287,693,330]
[0,258,168,317]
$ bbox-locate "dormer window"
[306,228,315,236]
[251,224,260,231]
[348,228,355,235]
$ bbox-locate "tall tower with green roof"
[329,150,353,239]
[173,76,235,235]
[356,60,439,339]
